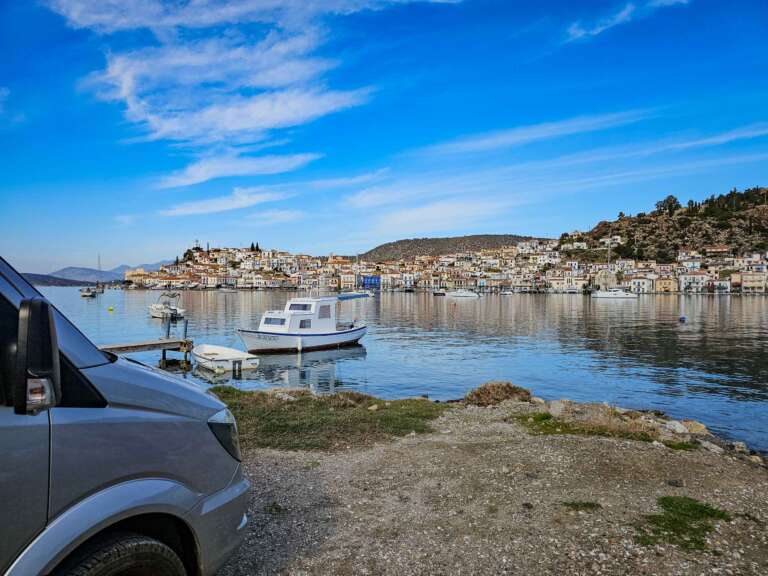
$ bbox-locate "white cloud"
[417,109,653,156]
[245,209,305,225]
[566,0,690,42]
[161,187,287,216]
[308,168,390,189]
[0,87,8,113]
[157,152,321,188]
[114,214,138,226]
[373,200,502,237]
[47,0,457,33]
[48,0,451,150]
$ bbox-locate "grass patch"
[211,386,448,451]
[464,381,531,406]
[562,501,602,512]
[636,496,731,550]
[264,501,286,515]
[512,412,654,443]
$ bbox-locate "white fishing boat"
[218,287,237,293]
[591,288,639,299]
[447,289,480,299]
[149,292,186,319]
[238,296,367,353]
[79,287,97,298]
[192,344,260,373]
[499,290,515,295]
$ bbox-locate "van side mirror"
[14,299,61,415]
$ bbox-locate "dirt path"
[219,402,768,575]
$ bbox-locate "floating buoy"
[107,306,114,312]
[678,315,687,323]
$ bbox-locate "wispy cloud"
[373,200,505,237]
[0,87,8,114]
[566,0,690,43]
[161,187,287,216]
[157,152,321,188]
[307,168,390,189]
[114,214,138,226]
[48,0,451,161]
[416,109,653,156]
[244,209,305,225]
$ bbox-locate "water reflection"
[40,288,768,451]
[195,345,367,394]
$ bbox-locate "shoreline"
[217,383,768,575]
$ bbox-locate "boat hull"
[192,350,260,372]
[238,325,367,353]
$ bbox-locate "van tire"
[56,532,186,576]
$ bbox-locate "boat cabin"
[258,297,346,334]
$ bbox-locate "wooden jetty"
[100,318,193,369]
[100,338,193,369]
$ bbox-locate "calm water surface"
[42,288,768,452]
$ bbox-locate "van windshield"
[0,257,111,369]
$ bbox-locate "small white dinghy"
[192,344,260,373]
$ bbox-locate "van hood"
[82,357,225,420]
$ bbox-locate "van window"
[289,303,312,311]
[263,317,285,326]
[318,305,331,319]
[299,319,311,329]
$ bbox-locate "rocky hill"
[24,274,95,287]
[576,187,768,262]
[361,234,537,262]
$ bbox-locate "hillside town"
[124,236,768,294]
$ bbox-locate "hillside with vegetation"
[570,187,768,263]
[361,234,537,262]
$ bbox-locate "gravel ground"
[219,402,768,575]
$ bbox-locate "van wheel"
[57,532,186,576]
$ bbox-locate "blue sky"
[1,0,767,272]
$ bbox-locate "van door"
[0,278,51,573]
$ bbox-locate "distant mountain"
[24,274,95,287]
[580,187,768,262]
[51,260,173,283]
[50,267,123,283]
[360,234,539,262]
[109,260,173,275]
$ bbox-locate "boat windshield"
[264,317,286,326]
[288,303,312,311]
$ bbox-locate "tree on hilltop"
[655,195,682,216]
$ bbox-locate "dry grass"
[211,386,448,451]
[464,381,532,406]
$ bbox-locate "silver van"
[0,256,250,576]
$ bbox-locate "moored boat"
[447,289,480,299]
[149,292,186,319]
[192,344,260,372]
[79,287,97,298]
[591,288,638,299]
[238,296,367,353]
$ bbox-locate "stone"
[531,397,546,405]
[732,441,749,454]
[272,392,296,402]
[368,404,379,412]
[682,419,709,435]
[652,441,665,448]
[663,420,688,435]
[548,399,571,418]
[748,455,764,465]
[666,479,685,488]
[700,440,725,454]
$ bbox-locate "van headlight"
[208,409,242,461]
